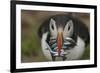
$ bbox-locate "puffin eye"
[51,24,54,30]
[68,26,70,31]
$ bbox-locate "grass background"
[21,10,90,63]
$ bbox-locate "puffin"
[38,14,89,61]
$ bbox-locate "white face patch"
[63,20,74,39]
[49,19,57,38]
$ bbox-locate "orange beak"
[57,32,63,56]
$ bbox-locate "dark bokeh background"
[21,10,90,63]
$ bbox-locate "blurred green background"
[21,10,90,63]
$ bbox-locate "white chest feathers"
[41,33,85,60]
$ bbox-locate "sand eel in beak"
[38,14,89,61]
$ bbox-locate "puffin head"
[49,18,76,56]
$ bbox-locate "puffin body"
[38,14,89,61]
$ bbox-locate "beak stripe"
[57,32,62,56]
